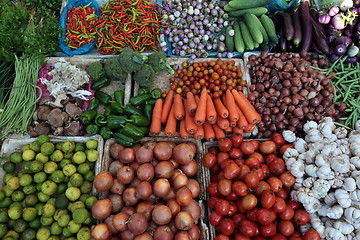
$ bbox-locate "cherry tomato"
[225,192,238,201]
[208,182,220,197]
[250,140,260,151]
[279,144,294,156]
[210,211,223,226]
[269,158,286,175]
[218,171,225,181]
[271,133,286,146]
[259,223,276,237]
[303,229,321,240]
[279,205,295,220]
[214,234,230,240]
[240,194,258,210]
[272,197,286,213]
[240,142,255,155]
[252,167,265,181]
[278,220,294,237]
[244,172,260,188]
[279,171,296,187]
[239,220,258,237]
[217,152,230,166]
[228,201,237,215]
[259,141,276,154]
[230,133,244,148]
[245,157,260,168]
[220,159,233,170]
[256,208,276,225]
[246,207,259,222]
[289,237,302,240]
[261,190,276,209]
[211,164,221,174]
[208,196,220,210]
[232,181,248,197]
[224,163,240,180]
[253,237,266,240]
[269,233,287,240]
[234,159,245,167]
[286,200,301,211]
[229,148,243,159]
[236,198,246,213]
[248,152,264,163]
[238,165,251,180]
[233,213,246,228]
[234,234,250,240]
[218,179,232,196]
[219,218,235,236]
[275,188,288,199]
[265,154,277,165]
[208,147,219,156]
[216,199,230,216]
[294,209,309,225]
[218,138,232,152]
[267,177,283,193]
[254,181,271,196]
[203,152,217,168]
[259,164,270,178]
[291,231,303,238]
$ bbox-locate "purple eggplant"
[344,56,358,63]
[357,23,360,31]
[310,9,329,54]
[278,12,295,41]
[332,14,346,30]
[279,28,287,52]
[328,6,339,17]
[293,8,303,47]
[329,54,340,62]
[334,36,353,47]
[318,14,331,24]
[354,31,360,40]
[349,7,359,15]
[335,44,348,56]
[300,0,312,51]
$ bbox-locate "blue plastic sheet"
[268,0,300,13]
[59,0,101,56]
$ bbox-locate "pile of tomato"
[202,133,321,240]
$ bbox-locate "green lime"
[8,219,15,228]
[35,153,49,164]
[4,173,16,184]
[65,187,81,202]
[13,218,27,233]
[23,207,37,221]
[63,152,73,159]
[11,190,25,202]
[35,203,44,216]
[48,237,60,240]
[25,194,38,207]
[0,223,8,238]
[42,203,56,217]
[41,142,55,156]
[9,152,22,164]
[62,141,76,153]
[41,180,57,195]
[36,183,43,191]
[30,161,44,173]
[77,227,91,240]
[87,161,95,170]
[43,161,58,174]
[36,228,51,240]
[75,143,86,152]
[57,183,67,194]
[83,216,93,225]
[53,209,68,221]
[47,197,56,205]
[69,173,83,188]
[3,162,16,173]
[68,201,85,212]
[80,181,92,194]
[62,227,73,238]
[8,206,22,220]
[2,185,14,197]
[22,228,36,240]
[10,202,22,209]
[37,135,50,145]
[4,230,20,240]
[63,164,76,176]
[72,208,88,224]
[28,218,41,229]
[58,214,71,227]
[55,142,63,151]
[22,161,32,173]
[79,194,89,202]
[20,174,33,186]
[72,152,86,164]
[29,141,41,153]
[0,197,12,208]
[22,150,36,161]
[86,139,98,149]
[33,172,47,183]
[50,222,62,235]
[59,159,71,169]
[84,171,95,182]
[85,149,98,162]
[50,170,64,183]
[0,208,9,223]
[85,196,97,209]
[21,144,31,152]
[23,185,36,195]
[0,190,5,201]
[55,195,69,210]
[37,192,50,203]
[68,220,81,234]
[50,150,63,162]
[7,176,20,190]
[77,163,90,175]
[40,215,53,226]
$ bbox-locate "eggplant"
[334,36,353,47]
[293,8,303,47]
[310,10,329,54]
[279,28,287,52]
[347,45,359,57]
[335,44,348,56]
[311,42,323,54]
[300,0,312,51]
[329,54,340,62]
[344,56,358,63]
[277,12,295,41]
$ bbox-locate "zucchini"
[228,7,268,17]
[252,14,269,44]
[244,13,263,44]
[228,0,269,10]
[225,26,235,52]
[260,14,278,44]
[239,21,254,51]
[233,22,245,53]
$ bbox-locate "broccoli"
[118,47,148,73]
[133,64,155,87]
[147,52,175,74]
[103,57,128,82]
[87,61,105,81]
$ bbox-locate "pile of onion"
[91,141,202,240]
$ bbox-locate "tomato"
[230,133,244,148]
[228,201,237,215]
[233,213,246,228]
[261,190,276,209]
[240,194,258,210]
[208,182,220,197]
[259,164,270,178]
[232,181,248,197]
[252,167,265,181]
[236,198,246,213]
[218,171,225,181]
[279,144,294,156]
[294,209,309,225]
[269,158,285,175]
[229,148,243,159]
[259,223,276,237]
[253,237,266,240]
[286,200,301,211]
[275,188,288,199]
[219,218,235,236]
[234,159,245,167]
[220,159,233,170]
[211,164,221,174]
[245,157,261,168]
[267,177,283,193]
[209,147,219,155]
[218,179,232,196]
[256,208,276,225]
[211,175,219,183]
[217,152,230,166]
[259,141,276,154]
[214,234,230,240]
[224,162,240,180]
[218,138,233,152]
[289,237,302,240]
[271,133,286,146]
[244,172,260,188]
[279,205,295,220]
[246,207,259,221]
[238,165,251,180]
[215,199,230,216]
[265,154,277,165]
[269,233,287,240]
[248,152,264,163]
[240,142,255,155]
[208,196,220,210]
[203,152,217,168]
[239,220,258,237]
[254,181,271,196]
[234,234,250,240]
[278,220,294,237]
[272,197,286,213]
[250,140,260,151]
[225,192,238,201]
[210,211,223,226]
[303,229,321,240]
[291,231,302,238]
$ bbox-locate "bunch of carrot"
[149,88,261,141]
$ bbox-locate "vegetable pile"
[0,135,99,240]
[91,141,202,240]
[283,117,360,239]
[203,135,321,239]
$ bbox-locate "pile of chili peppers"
[65,4,98,49]
[95,0,163,54]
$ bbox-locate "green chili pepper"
[104,107,112,116]
[91,77,110,90]
[114,89,125,106]
[124,103,143,116]
[87,98,100,111]
[113,132,134,147]
[138,87,150,96]
[106,115,128,129]
[80,110,97,125]
[120,123,146,140]
[126,114,150,127]
[86,124,99,135]
[151,88,162,99]
[146,99,157,105]
[95,91,112,104]
[144,103,153,121]
[130,94,152,106]
[100,127,112,140]
[110,102,124,115]
[95,114,107,127]
[138,126,149,135]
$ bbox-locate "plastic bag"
[59,0,101,56]
[268,0,300,13]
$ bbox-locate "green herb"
[24,0,62,19]
[0,61,15,109]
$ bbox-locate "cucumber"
[228,7,268,17]
[254,41,260,49]
[252,14,269,44]
[225,26,235,52]
[224,4,237,12]
[233,22,245,53]
[244,13,263,44]
[239,21,254,51]
[260,14,278,44]
[228,0,269,10]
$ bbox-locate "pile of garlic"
[282,117,360,240]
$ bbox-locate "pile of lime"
[0,135,99,240]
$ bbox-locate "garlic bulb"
[334,221,354,235]
[327,205,344,219]
[282,130,296,143]
[344,178,357,192]
[324,192,337,206]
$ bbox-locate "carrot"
[184,99,198,134]
[203,121,215,141]
[164,104,177,137]
[237,105,248,130]
[179,119,189,139]
[149,98,163,136]
[186,92,197,115]
[233,126,244,135]
[206,95,217,122]
[193,124,204,140]
[232,89,261,124]
[173,94,185,120]
[194,88,208,125]
[214,98,229,118]
[230,120,237,128]
[244,123,255,133]
[212,123,226,140]
[194,95,200,104]
[224,126,233,135]
[161,90,174,124]
[225,90,239,122]
[217,117,230,129]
